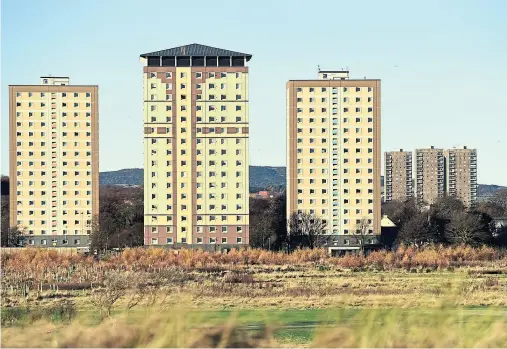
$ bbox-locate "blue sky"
[2,0,506,185]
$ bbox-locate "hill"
[99,166,286,192]
[99,168,143,186]
[100,167,505,196]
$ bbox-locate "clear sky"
[1,0,506,185]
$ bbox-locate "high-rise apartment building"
[9,77,99,247]
[384,149,413,202]
[140,44,252,248]
[287,71,381,247]
[415,146,444,205]
[444,146,477,206]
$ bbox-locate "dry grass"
[2,246,507,347]
[2,305,507,348]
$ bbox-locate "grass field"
[3,266,507,347]
[2,247,507,347]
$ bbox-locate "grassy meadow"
[1,246,507,347]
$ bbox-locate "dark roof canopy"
[140,43,252,61]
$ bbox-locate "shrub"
[223,272,254,284]
[2,245,506,291]
[46,300,76,323]
[1,307,26,327]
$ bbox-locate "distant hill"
[248,166,285,190]
[478,184,506,198]
[100,167,506,196]
[99,166,286,192]
[100,168,143,186]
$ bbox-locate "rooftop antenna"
[317,65,320,72]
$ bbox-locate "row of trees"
[249,189,507,250]
[382,191,507,247]
[2,170,507,250]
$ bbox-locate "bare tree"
[249,197,273,249]
[2,225,27,247]
[355,217,371,256]
[445,211,491,246]
[381,198,419,230]
[490,189,507,215]
[89,215,106,254]
[90,271,129,319]
[397,212,438,247]
[1,194,26,247]
[288,212,327,250]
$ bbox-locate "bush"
[46,300,76,323]
[1,307,26,326]
[2,245,506,291]
[0,301,76,327]
[223,272,254,284]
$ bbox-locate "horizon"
[2,0,506,186]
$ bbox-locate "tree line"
[382,193,507,247]
[249,190,507,250]
[2,173,507,250]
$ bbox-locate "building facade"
[286,71,381,247]
[384,149,413,202]
[9,77,99,247]
[140,44,251,248]
[415,146,444,205]
[444,146,477,206]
